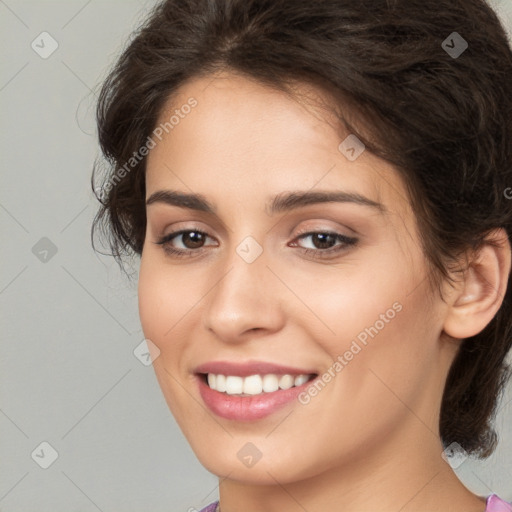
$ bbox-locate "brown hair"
[91,0,512,457]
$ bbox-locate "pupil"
[313,233,335,249]
[184,231,204,248]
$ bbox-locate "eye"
[291,231,358,259]
[153,228,358,260]
[154,228,217,258]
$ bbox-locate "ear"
[443,228,511,340]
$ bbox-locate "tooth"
[216,374,226,392]
[262,374,279,392]
[225,375,244,395]
[294,374,308,386]
[208,372,313,394]
[279,374,294,390]
[243,375,263,395]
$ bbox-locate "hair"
[91,0,512,458]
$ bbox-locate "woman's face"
[138,72,456,484]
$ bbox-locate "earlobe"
[443,228,511,340]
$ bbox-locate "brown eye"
[292,231,358,259]
[178,231,207,249]
[306,233,337,249]
[154,228,217,258]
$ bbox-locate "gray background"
[0,1,511,510]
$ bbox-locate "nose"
[202,245,286,343]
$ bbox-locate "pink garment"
[199,494,512,511]
[198,503,218,512]
[486,494,512,512]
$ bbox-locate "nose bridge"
[203,236,283,340]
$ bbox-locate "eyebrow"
[145,189,385,214]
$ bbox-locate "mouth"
[194,362,319,421]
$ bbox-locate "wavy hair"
[91,0,512,457]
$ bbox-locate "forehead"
[145,72,412,220]
[151,72,343,166]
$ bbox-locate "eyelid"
[155,223,353,245]
[155,227,217,246]
[293,224,354,238]
[292,218,360,237]
[290,230,358,254]
[155,225,358,261]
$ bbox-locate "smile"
[194,361,319,421]
[205,373,312,395]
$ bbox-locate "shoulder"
[485,495,512,512]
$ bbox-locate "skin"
[138,71,511,512]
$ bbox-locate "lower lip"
[197,375,316,421]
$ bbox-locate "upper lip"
[194,360,317,377]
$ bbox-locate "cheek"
[288,252,413,347]
[137,253,212,388]
[138,254,195,345]
[137,258,162,342]
[137,255,197,418]
[295,254,435,406]
[326,289,437,443]
[137,256,185,361]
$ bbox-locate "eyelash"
[154,227,358,260]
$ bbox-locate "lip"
[197,376,317,421]
[197,375,318,421]
[194,360,317,377]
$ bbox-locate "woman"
[91,0,512,510]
